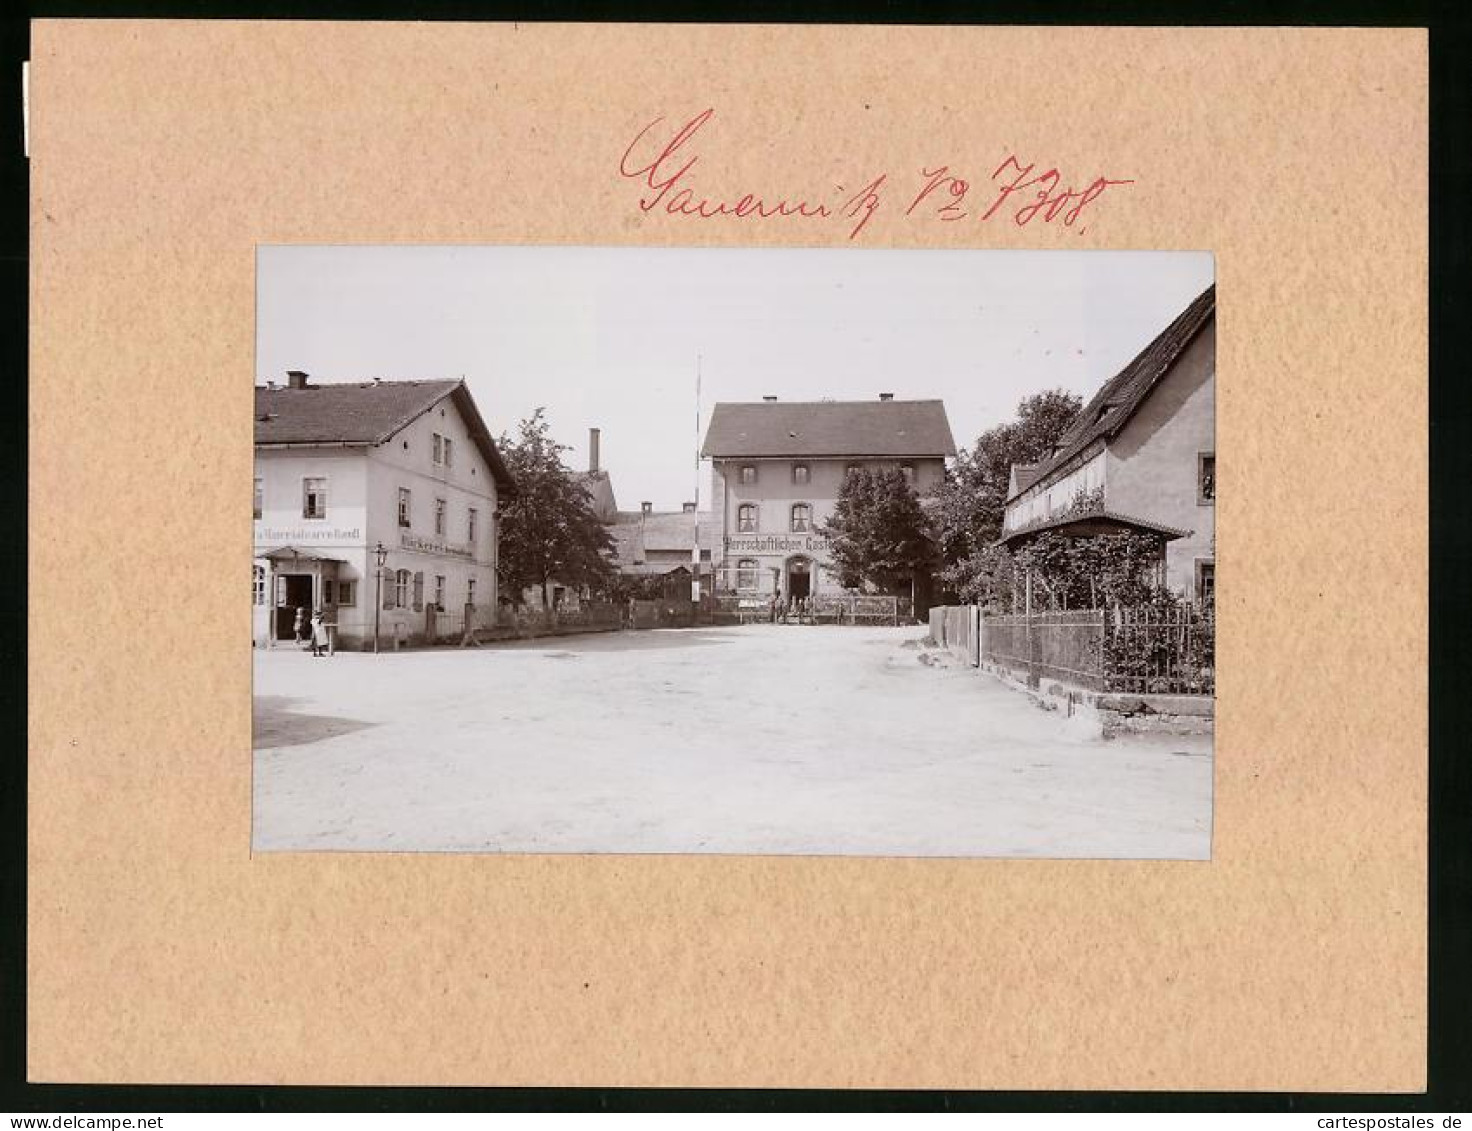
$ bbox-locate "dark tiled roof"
[1010,285,1215,502]
[254,378,515,492]
[999,508,1192,546]
[607,511,718,565]
[701,399,956,458]
[575,470,619,520]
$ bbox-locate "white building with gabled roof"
[253,371,516,649]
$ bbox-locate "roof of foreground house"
[254,375,515,492]
[701,399,956,459]
[1008,284,1216,501]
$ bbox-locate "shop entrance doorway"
[275,574,314,640]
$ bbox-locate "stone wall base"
[980,661,1214,737]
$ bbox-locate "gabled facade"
[1001,286,1216,602]
[253,371,516,648]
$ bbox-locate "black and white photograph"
[252,246,1215,859]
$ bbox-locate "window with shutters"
[443,437,454,468]
[302,477,327,519]
[737,503,758,533]
[432,433,444,465]
[394,569,410,608]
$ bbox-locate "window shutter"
[413,572,424,611]
[275,574,287,605]
[383,576,395,610]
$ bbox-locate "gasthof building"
[701,395,956,601]
[253,371,515,649]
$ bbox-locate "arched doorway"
[786,556,813,601]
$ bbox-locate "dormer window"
[792,463,810,485]
[739,465,757,485]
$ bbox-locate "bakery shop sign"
[723,534,830,555]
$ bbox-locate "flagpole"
[692,354,702,606]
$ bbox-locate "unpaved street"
[253,625,1211,858]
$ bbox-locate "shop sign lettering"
[255,524,361,542]
[401,531,475,559]
[723,534,829,554]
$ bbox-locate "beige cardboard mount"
[28,22,1427,1089]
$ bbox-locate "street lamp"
[372,541,388,654]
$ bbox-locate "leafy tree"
[496,409,616,607]
[936,388,1082,602]
[821,467,935,595]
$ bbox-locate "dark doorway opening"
[275,574,314,640]
[787,557,812,601]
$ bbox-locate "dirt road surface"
[252,625,1211,858]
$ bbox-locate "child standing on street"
[310,610,330,657]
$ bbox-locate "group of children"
[291,607,333,657]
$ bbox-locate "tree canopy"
[495,409,616,606]
[821,467,935,596]
[936,388,1082,603]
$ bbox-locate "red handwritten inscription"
[618,110,1134,240]
[620,109,839,226]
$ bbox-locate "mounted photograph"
[252,246,1215,858]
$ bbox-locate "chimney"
[762,395,778,402]
[682,502,696,514]
[286,370,311,390]
[879,392,894,401]
[641,501,653,516]
[589,427,601,474]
